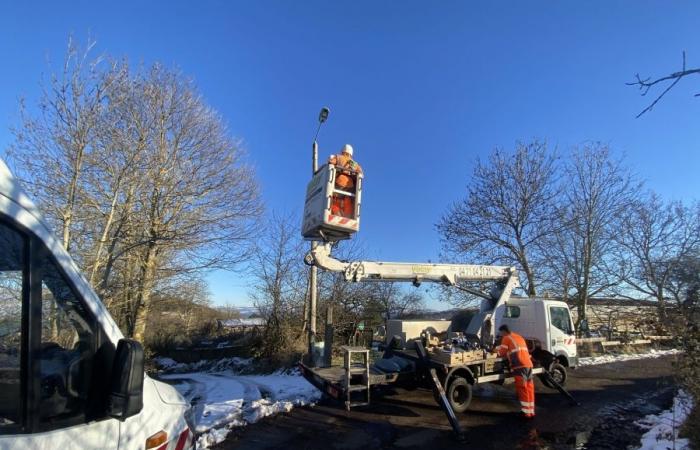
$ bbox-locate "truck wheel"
[447,377,472,413]
[540,362,567,389]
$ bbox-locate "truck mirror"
[107,339,145,421]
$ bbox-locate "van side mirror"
[107,339,144,421]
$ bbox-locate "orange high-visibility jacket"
[496,332,533,370]
[329,154,362,189]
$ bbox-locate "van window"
[0,222,26,431]
[504,305,520,318]
[39,257,95,424]
[550,306,573,335]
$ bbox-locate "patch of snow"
[635,390,693,450]
[153,356,180,370]
[578,349,681,367]
[221,318,266,327]
[154,356,253,374]
[160,368,321,448]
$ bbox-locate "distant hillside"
[236,306,260,318]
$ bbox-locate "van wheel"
[447,377,472,413]
[540,362,567,389]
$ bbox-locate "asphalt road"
[214,355,679,450]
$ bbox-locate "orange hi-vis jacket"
[496,332,533,370]
[329,153,362,189]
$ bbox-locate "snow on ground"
[152,347,682,448]
[153,355,253,373]
[578,349,681,367]
[159,369,321,448]
[635,390,693,450]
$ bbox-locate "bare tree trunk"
[62,143,87,252]
[133,244,158,342]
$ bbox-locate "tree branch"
[628,51,700,118]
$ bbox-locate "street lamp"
[309,106,330,365]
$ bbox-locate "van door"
[547,305,576,357]
[0,220,118,450]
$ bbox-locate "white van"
[0,160,193,450]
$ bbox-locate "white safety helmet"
[341,144,353,156]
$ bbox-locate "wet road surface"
[214,355,678,450]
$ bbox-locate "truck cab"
[0,161,193,450]
[495,297,578,369]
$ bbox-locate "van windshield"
[550,306,573,335]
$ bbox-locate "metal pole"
[323,303,333,367]
[308,140,319,365]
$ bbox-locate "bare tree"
[8,39,263,342]
[316,239,376,344]
[628,51,700,118]
[249,212,307,357]
[368,283,424,321]
[216,302,242,321]
[616,194,700,318]
[543,144,639,331]
[669,250,700,316]
[438,140,559,295]
[8,37,126,253]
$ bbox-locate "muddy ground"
[214,355,679,450]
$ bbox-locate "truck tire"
[539,362,567,389]
[446,377,472,413]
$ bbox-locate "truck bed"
[299,363,402,401]
[391,348,544,382]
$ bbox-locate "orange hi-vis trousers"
[514,367,535,417]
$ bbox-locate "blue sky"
[1,1,699,309]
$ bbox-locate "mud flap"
[541,371,580,406]
[414,341,466,441]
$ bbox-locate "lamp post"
[308,107,329,365]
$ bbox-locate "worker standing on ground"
[494,324,535,418]
[328,144,362,217]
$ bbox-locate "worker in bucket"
[328,144,362,217]
[494,324,535,418]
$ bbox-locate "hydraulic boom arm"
[306,243,518,287]
[306,243,520,346]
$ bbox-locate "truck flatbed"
[390,348,545,382]
[300,362,403,401]
[300,347,545,403]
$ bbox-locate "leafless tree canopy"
[250,213,425,357]
[249,212,308,357]
[437,141,700,334]
[616,194,700,312]
[544,144,639,327]
[437,140,559,296]
[7,38,263,341]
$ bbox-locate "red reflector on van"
[175,428,191,450]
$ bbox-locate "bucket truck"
[299,115,578,438]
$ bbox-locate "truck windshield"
[550,306,573,335]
